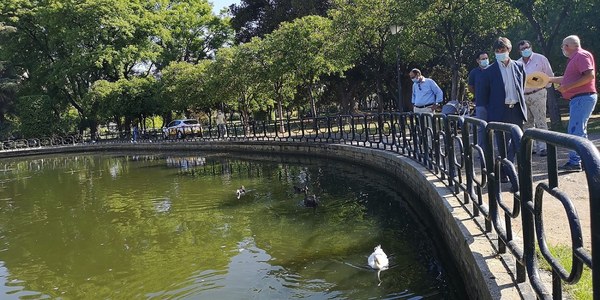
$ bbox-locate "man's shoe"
[539,149,547,157]
[558,162,582,172]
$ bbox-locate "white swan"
[235,186,246,199]
[368,245,389,286]
[368,245,389,270]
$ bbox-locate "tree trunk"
[376,77,384,113]
[308,84,317,118]
[277,98,284,133]
[450,64,459,101]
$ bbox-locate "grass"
[536,245,592,299]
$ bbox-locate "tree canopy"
[0,0,598,138]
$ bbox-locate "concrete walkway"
[498,132,600,250]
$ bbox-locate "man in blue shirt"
[468,51,490,121]
[410,68,443,113]
[468,51,490,151]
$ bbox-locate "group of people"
[411,35,597,173]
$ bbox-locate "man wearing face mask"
[410,68,443,114]
[468,51,490,120]
[477,37,527,183]
[517,40,554,157]
[549,35,597,172]
[468,51,490,151]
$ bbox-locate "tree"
[159,60,213,121]
[412,0,515,102]
[230,0,331,43]
[0,0,162,133]
[0,24,21,137]
[504,0,583,129]
[153,0,233,68]
[264,15,351,117]
[209,44,272,131]
[329,0,412,112]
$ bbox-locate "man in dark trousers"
[477,37,527,182]
[468,51,490,150]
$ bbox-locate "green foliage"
[210,42,272,117]
[0,0,231,136]
[230,0,331,43]
[153,0,233,67]
[160,60,213,115]
[15,95,62,137]
[263,15,352,115]
[90,77,160,123]
[1,0,599,136]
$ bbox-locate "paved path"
[498,132,600,250]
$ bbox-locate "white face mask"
[495,52,509,63]
[479,59,489,68]
[562,48,569,58]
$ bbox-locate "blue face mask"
[479,59,489,68]
[521,48,532,58]
[495,52,509,63]
[412,78,419,83]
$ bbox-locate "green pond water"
[0,153,464,299]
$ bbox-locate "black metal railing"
[1,112,598,299]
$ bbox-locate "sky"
[211,0,240,14]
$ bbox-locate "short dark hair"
[518,40,531,48]
[410,68,422,76]
[493,37,512,51]
[476,51,488,60]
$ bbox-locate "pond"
[0,153,465,299]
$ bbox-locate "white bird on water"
[368,245,389,285]
[235,186,246,199]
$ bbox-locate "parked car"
[162,119,202,139]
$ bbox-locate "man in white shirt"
[517,40,554,156]
[216,110,227,138]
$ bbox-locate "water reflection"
[0,153,464,299]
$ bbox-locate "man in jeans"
[517,40,554,157]
[550,35,597,172]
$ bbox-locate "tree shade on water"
[0,153,465,299]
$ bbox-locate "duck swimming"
[303,189,319,208]
[293,185,308,194]
[368,245,389,285]
[235,186,246,199]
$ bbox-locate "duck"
[293,185,308,194]
[304,194,319,208]
[235,186,246,199]
[368,245,389,286]
[303,189,319,208]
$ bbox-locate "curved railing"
[1,112,598,299]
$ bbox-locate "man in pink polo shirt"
[549,35,597,172]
